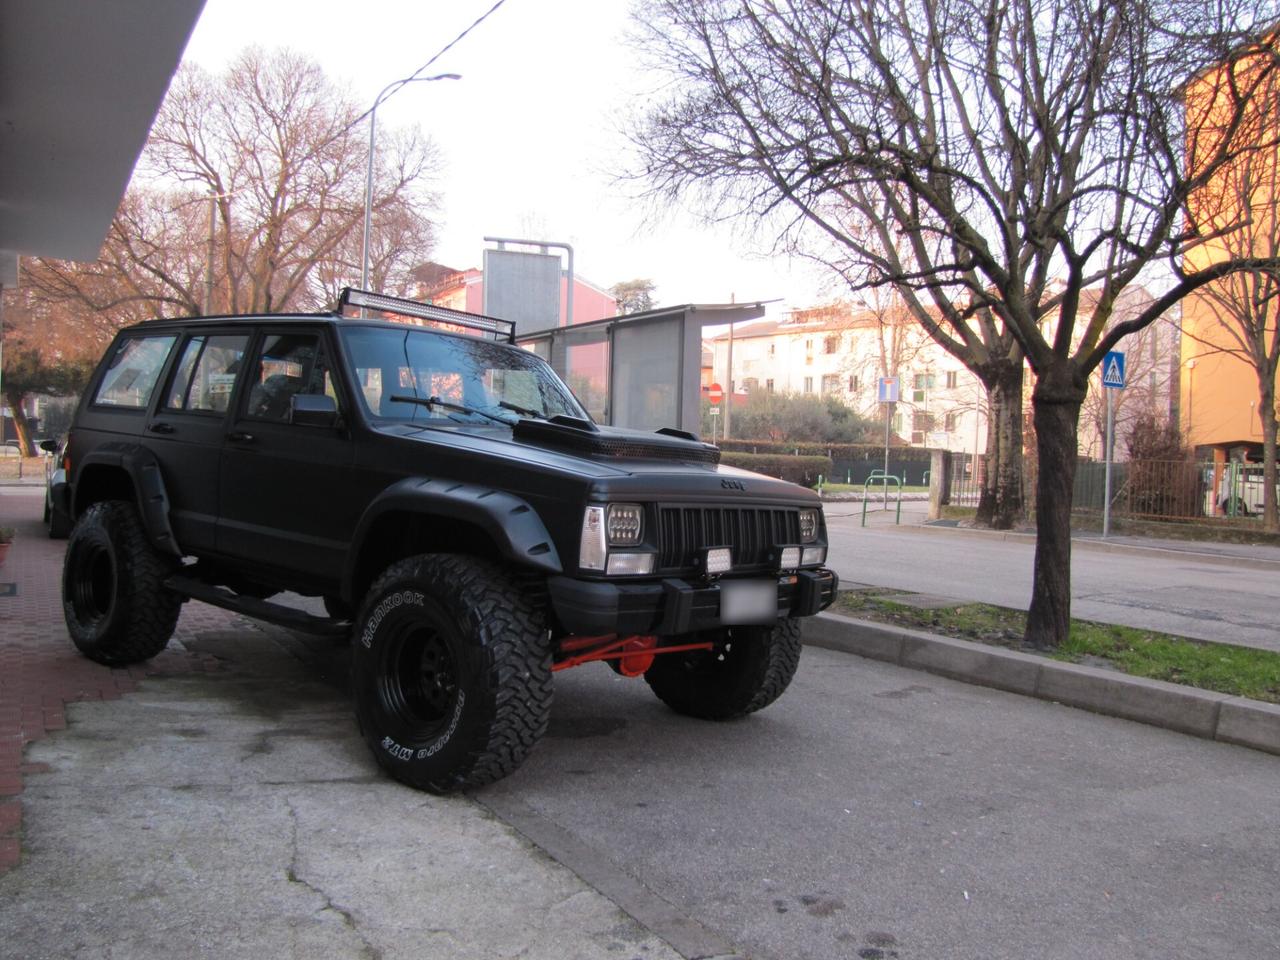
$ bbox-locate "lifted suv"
[55,289,837,792]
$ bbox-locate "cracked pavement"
[0,623,684,960]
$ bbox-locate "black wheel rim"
[379,618,460,737]
[68,540,116,627]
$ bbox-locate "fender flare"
[344,477,563,590]
[74,445,182,558]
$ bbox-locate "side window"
[164,335,250,413]
[92,336,177,409]
[245,333,333,422]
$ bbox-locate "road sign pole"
[883,404,891,507]
[1103,383,1114,538]
[1100,350,1125,539]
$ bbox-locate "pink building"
[411,262,616,326]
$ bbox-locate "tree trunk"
[991,362,1025,529]
[974,361,1025,530]
[1025,362,1087,649]
[3,388,37,457]
[975,398,999,527]
[1260,377,1278,534]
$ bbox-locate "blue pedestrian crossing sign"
[1102,351,1126,389]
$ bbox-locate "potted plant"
[0,526,13,567]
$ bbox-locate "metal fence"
[0,453,45,482]
[1073,460,1208,521]
[936,454,1272,524]
[945,452,983,506]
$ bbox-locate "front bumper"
[547,568,839,636]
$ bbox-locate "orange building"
[1179,35,1280,474]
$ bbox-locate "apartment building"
[706,287,1177,457]
[704,306,987,453]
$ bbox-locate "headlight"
[581,503,648,573]
[607,503,643,545]
[799,508,819,542]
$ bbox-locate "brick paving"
[0,490,240,874]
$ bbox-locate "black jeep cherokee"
[54,288,838,792]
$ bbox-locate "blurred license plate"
[720,580,777,624]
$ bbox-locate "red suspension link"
[553,634,714,676]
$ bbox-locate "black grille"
[657,506,801,570]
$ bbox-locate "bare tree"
[0,284,104,453]
[627,0,1280,646]
[817,193,1026,527]
[1181,48,1280,532]
[27,47,438,322]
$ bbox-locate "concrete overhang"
[0,0,207,275]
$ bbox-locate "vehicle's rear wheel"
[62,500,182,665]
[644,619,802,720]
[351,554,552,793]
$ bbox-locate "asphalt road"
[485,648,1280,960]
[825,504,1280,651]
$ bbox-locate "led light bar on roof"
[337,287,515,343]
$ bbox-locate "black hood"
[512,416,720,465]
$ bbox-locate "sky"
[180,0,834,316]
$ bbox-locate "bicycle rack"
[861,470,903,527]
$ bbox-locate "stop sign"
[708,382,724,405]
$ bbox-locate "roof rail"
[337,287,516,343]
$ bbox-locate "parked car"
[1209,463,1279,517]
[40,438,72,537]
[56,288,838,793]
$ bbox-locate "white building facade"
[705,309,989,455]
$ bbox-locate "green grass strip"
[832,588,1280,704]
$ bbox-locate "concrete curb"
[803,611,1280,757]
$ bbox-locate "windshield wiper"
[388,395,513,425]
[497,399,547,420]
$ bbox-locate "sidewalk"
[919,516,1280,567]
[0,490,225,873]
[0,491,688,960]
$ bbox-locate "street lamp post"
[361,72,460,292]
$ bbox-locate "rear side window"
[92,336,176,409]
[164,335,250,413]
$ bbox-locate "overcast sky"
[180,0,833,315]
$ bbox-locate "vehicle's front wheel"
[62,500,182,665]
[351,555,552,794]
[645,619,802,720]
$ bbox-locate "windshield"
[340,325,589,425]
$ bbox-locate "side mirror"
[40,439,59,454]
[290,394,339,428]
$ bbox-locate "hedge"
[719,452,833,486]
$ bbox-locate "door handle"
[148,422,176,434]
[226,431,255,443]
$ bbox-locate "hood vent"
[513,417,720,464]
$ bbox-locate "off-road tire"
[351,554,552,794]
[62,500,182,665]
[645,618,802,720]
[48,503,72,539]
